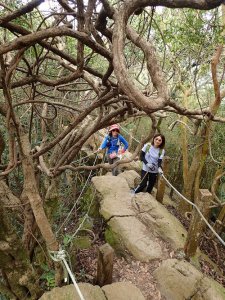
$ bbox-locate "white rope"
[67,188,97,244]
[49,249,85,300]
[161,173,225,247]
[120,125,140,143]
[208,137,223,164]
[57,154,98,234]
[66,149,105,243]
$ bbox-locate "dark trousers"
[108,155,120,176]
[135,170,158,194]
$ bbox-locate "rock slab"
[134,193,187,249]
[39,282,145,300]
[153,259,225,300]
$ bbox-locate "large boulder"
[120,151,141,173]
[118,170,141,189]
[92,175,136,220]
[153,259,225,300]
[92,174,163,261]
[92,172,188,260]
[108,216,163,261]
[39,283,106,300]
[102,282,145,300]
[39,282,145,300]
[133,193,187,249]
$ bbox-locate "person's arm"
[99,136,109,150]
[158,149,165,167]
[140,151,148,165]
[158,159,162,168]
[118,135,129,151]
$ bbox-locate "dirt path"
[77,237,171,299]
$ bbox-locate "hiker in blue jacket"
[135,133,165,194]
[99,124,129,176]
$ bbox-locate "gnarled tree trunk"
[0,180,41,299]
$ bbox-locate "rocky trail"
[40,170,225,300]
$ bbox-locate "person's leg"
[112,157,120,176]
[146,172,158,193]
[108,155,113,166]
[135,170,148,193]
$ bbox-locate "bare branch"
[0,0,44,25]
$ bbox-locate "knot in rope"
[48,248,86,300]
[49,249,66,262]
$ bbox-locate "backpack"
[141,143,163,160]
[106,135,121,148]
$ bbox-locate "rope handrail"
[208,137,223,165]
[67,188,97,244]
[49,249,85,300]
[56,153,98,234]
[161,173,225,247]
[120,125,141,143]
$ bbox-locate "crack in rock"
[106,214,136,223]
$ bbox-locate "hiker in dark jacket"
[135,133,165,194]
[99,124,129,176]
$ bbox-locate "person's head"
[109,124,120,137]
[151,133,165,149]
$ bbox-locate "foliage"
[40,264,56,289]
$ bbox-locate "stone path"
[91,171,225,300]
[39,171,225,300]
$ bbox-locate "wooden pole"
[156,156,170,203]
[184,189,212,258]
[96,243,114,287]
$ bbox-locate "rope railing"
[120,125,140,143]
[161,173,225,247]
[56,153,98,234]
[66,188,97,244]
[49,249,85,300]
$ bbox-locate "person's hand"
[97,148,102,152]
[147,163,153,168]
[118,148,125,155]
[158,167,163,175]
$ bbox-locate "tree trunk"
[0,181,41,299]
[184,189,212,258]
[0,129,5,163]
[45,178,60,224]
[18,130,63,286]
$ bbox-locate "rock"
[102,282,145,300]
[92,175,136,220]
[133,193,187,249]
[108,216,163,261]
[92,172,187,259]
[39,282,146,300]
[118,170,141,189]
[153,259,225,300]
[120,151,142,173]
[39,283,106,300]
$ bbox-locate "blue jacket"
[100,134,129,154]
